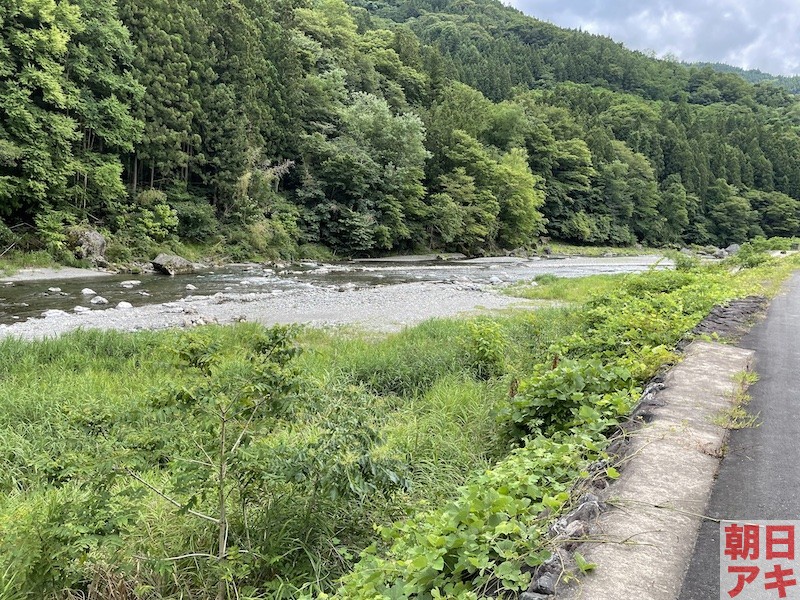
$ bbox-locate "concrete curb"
[553,341,754,600]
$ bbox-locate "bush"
[33,209,76,262]
[172,200,218,242]
[665,249,700,271]
[501,359,638,437]
[733,242,772,268]
[465,319,507,380]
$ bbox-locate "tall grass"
[505,273,623,304]
[0,311,590,598]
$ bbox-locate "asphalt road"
[679,272,800,599]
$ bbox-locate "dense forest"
[695,62,800,95]
[4,0,800,261]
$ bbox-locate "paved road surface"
[679,272,800,598]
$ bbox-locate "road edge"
[550,340,754,600]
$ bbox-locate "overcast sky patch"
[505,0,800,75]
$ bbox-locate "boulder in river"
[116,301,133,310]
[90,296,109,305]
[74,306,91,314]
[42,309,69,318]
[120,280,142,288]
[152,253,195,276]
[81,288,96,296]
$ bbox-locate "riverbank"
[0,258,793,599]
[0,255,667,333]
[0,266,116,282]
[0,281,537,339]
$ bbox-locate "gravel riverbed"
[0,255,667,339]
[0,281,535,339]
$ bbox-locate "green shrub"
[172,200,218,242]
[501,359,638,437]
[734,242,772,268]
[665,249,700,271]
[33,209,76,261]
[465,319,507,380]
[328,431,606,600]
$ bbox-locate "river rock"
[90,296,109,305]
[71,228,107,265]
[42,309,69,318]
[74,306,91,314]
[531,572,557,595]
[120,280,142,288]
[726,244,741,255]
[116,301,133,310]
[48,287,61,293]
[489,276,503,285]
[152,253,195,276]
[713,248,727,259]
[186,284,198,291]
[81,288,96,296]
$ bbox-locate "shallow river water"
[0,255,667,325]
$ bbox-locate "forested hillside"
[4,0,800,261]
[695,62,800,95]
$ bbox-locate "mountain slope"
[2,0,800,263]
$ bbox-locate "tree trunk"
[132,155,138,196]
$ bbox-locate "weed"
[714,369,761,429]
[0,257,797,598]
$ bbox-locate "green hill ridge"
[3,0,800,261]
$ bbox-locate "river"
[0,254,669,337]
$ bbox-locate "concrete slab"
[555,341,754,600]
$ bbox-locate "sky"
[506,1,800,76]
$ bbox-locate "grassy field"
[0,247,796,599]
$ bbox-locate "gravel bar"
[0,281,536,339]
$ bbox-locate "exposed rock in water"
[74,306,91,314]
[152,253,195,276]
[42,309,69,318]
[116,301,133,310]
[81,288,96,296]
[90,296,109,305]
